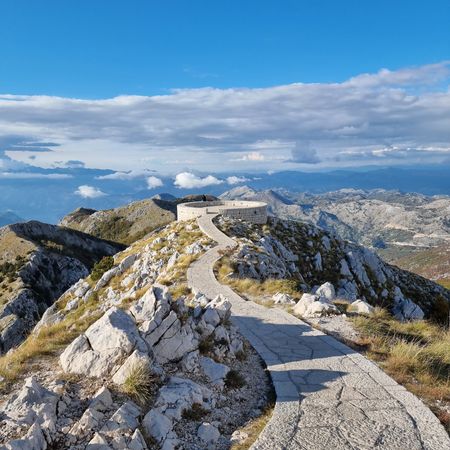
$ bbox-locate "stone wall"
[177,201,267,224]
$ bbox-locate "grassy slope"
[0,219,208,391]
[351,308,450,430]
[61,199,176,245]
[381,244,450,288]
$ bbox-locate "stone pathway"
[187,212,450,450]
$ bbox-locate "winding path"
[187,212,450,450]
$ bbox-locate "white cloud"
[174,172,223,189]
[147,176,163,189]
[226,176,250,185]
[239,152,265,161]
[97,169,156,180]
[75,185,106,198]
[0,172,72,179]
[1,61,450,172]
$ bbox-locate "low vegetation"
[0,292,102,390]
[216,256,301,301]
[225,369,246,389]
[121,361,157,405]
[90,256,114,281]
[352,308,450,429]
[182,402,209,421]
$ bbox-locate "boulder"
[272,292,296,305]
[60,307,146,377]
[152,321,199,364]
[166,251,179,269]
[130,285,171,328]
[118,254,137,272]
[181,350,200,372]
[393,287,425,321]
[6,422,47,450]
[293,293,317,316]
[128,429,148,450]
[184,242,204,255]
[306,301,340,317]
[315,282,336,303]
[69,387,113,439]
[142,409,173,444]
[349,299,374,315]
[293,293,339,318]
[205,295,231,322]
[155,377,212,421]
[86,432,111,450]
[94,267,120,291]
[200,357,230,387]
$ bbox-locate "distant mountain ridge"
[220,186,450,248]
[0,211,24,228]
[60,194,218,245]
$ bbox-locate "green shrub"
[225,369,246,389]
[182,403,208,421]
[90,256,114,281]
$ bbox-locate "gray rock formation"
[217,216,450,320]
[0,221,122,353]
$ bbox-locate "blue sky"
[0,0,450,220]
[1,0,449,97]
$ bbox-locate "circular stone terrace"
[177,200,268,224]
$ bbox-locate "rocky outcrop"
[1,278,263,449]
[0,222,123,354]
[217,216,450,320]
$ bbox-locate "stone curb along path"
[187,212,450,450]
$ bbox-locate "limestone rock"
[101,401,141,433]
[272,292,296,305]
[349,299,374,315]
[60,307,146,377]
[112,350,153,385]
[197,422,220,447]
[155,377,212,421]
[293,293,339,318]
[293,293,317,316]
[315,282,336,303]
[2,376,59,440]
[5,422,48,450]
[200,356,230,387]
[142,409,173,444]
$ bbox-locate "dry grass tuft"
[351,308,450,429]
[121,362,156,405]
[0,293,101,389]
[230,404,275,450]
[216,257,301,300]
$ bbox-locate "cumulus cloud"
[1,61,450,171]
[238,152,265,162]
[226,176,250,185]
[174,172,223,189]
[147,176,163,189]
[75,185,106,198]
[289,142,321,164]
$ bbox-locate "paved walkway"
[187,212,450,450]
